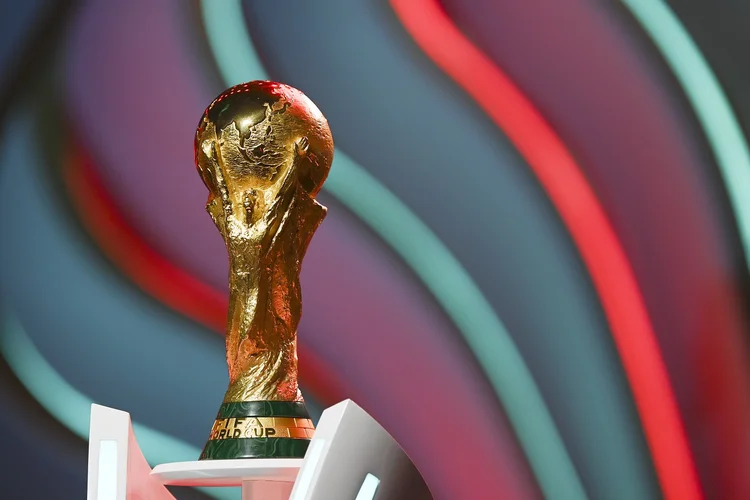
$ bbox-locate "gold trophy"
[194,81,333,460]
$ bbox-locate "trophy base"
[200,437,310,460]
[200,401,313,460]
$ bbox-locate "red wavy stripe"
[389,1,702,499]
[62,139,344,407]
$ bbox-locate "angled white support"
[289,400,432,500]
[87,404,174,500]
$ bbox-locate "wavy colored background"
[1,1,749,499]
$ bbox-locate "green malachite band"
[200,437,310,460]
[216,401,311,419]
[200,401,313,459]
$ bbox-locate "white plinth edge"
[150,458,303,488]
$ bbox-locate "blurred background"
[1,0,750,499]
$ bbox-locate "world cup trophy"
[194,81,333,460]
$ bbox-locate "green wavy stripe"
[621,0,750,269]
[199,1,587,498]
[0,313,237,500]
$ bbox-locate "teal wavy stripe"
[200,2,587,498]
[621,0,750,269]
[0,313,237,500]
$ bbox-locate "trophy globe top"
[195,81,333,214]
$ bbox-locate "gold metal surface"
[195,81,333,403]
[209,417,315,440]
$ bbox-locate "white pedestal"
[87,400,432,499]
[151,459,301,499]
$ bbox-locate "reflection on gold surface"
[195,81,333,403]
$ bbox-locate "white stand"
[87,400,432,499]
[151,458,301,499]
[86,404,175,500]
